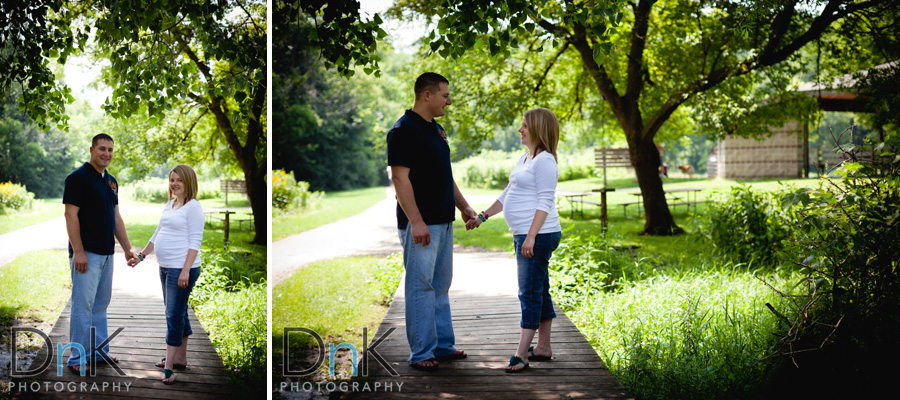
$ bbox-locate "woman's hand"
[466,217,482,230]
[178,269,191,288]
[127,257,141,268]
[521,235,536,258]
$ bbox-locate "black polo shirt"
[63,162,119,257]
[387,109,455,229]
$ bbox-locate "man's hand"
[123,247,137,264]
[73,250,88,273]
[460,207,477,223]
[411,220,431,246]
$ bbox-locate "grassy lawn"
[0,250,71,328]
[272,255,402,382]
[454,177,822,252]
[0,198,64,235]
[273,186,387,240]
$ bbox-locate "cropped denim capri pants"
[159,266,201,347]
[513,232,561,330]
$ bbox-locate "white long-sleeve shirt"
[150,199,204,269]
[497,151,562,235]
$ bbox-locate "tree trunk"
[245,165,266,245]
[627,131,684,235]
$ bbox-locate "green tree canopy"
[386,0,894,235]
[1,0,267,244]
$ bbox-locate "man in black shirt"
[387,72,477,371]
[63,133,137,375]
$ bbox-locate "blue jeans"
[513,232,561,329]
[159,267,201,347]
[68,251,114,366]
[398,222,457,364]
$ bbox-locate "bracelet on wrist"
[478,211,488,222]
[137,253,145,261]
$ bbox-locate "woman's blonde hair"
[169,164,199,202]
[524,107,559,161]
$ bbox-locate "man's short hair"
[414,72,449,99]
[92,133,114,147]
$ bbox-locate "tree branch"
[534,42,570,92]
[625,0,652,104]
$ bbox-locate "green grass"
[273,186,387,240]
[125,212,265,268]
[0,198,64,235]
[569,266,801,399]
[272,255,402,381]
[0,250,71,327]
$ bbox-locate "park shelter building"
[707,61,894,179]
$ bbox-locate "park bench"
[221,180,246,207]
[555,148,632,227]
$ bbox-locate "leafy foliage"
[0,88,77,198]
[280,0,388,78]
[706,185,795,267]
[271,169,322,212]
[0,1,84,131]
[273,18,391,192]
[189,245,266,391]
[0,182,35,214]
[764,136,900,396]
[1,0,268,244]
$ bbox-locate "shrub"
[193,283,266,385]
[0,181,35,214]
[764,137,900,397]
[705,184,794,267]
[127,179,169,203]
[549,233,652,310]
[369,253,403,304]
[454,149,595,190]
[272,169,322,211]
[570,269,797,399]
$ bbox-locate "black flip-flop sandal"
[409,358,440,371]
[162,368,176,385]
[528,346,553,361]
[505,355,529,373]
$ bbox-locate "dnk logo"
[10,327,126,377]
[283,327,398,377]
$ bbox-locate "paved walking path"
[270,187,497,285]
[0,204,161,269]
[2,204,235,399]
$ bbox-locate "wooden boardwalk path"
[344,252,633,399]
[10,259,234,399]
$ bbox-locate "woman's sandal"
[155,357,187,370]
[504,356,529,373]
[162,368,176,385]
[528,345,553,361]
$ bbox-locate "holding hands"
[126,247,143,268]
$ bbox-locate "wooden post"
[224,212,230,248]
[600,190,608,231]
[803,122,809,178]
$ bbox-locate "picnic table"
[205,210,236,247]
[622,187,705,218]
[556,190,594,219]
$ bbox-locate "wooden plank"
[11,293,235,400]
[336,289,633,399]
